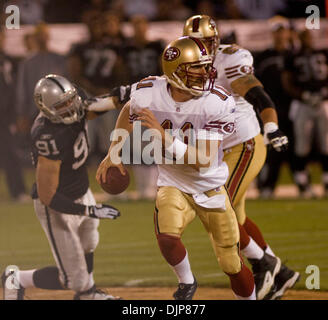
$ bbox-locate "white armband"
[166,138,187,161]
[263,122,278,134]
[87,97,116,112]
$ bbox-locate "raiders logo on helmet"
[163,47,180,61]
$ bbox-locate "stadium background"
[0,0,328,299]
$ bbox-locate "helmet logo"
[164,47,180,61]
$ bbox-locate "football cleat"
[173,276,198,300]
[73,285,122,300]
[264,264,300,300]
[1,268,25,300]
[248,253,281,300]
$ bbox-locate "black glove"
[86,204,121,219]
[267,129,288,152]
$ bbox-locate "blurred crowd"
[0,3,327,202]
[0,0,325,23]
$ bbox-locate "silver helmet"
[34,74,84,124]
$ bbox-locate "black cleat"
[264,264,300,300]
[173,276,198,300]
[248,253,281,300]
[1,267,25,300]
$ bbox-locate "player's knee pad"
[216,245,242,274]
[156,233,186,266]
[33,266,63,290]
[80,219,100,252]
[82,230,99,253]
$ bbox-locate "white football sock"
[265,245,275,257]
[234,286,256,300]
[241,238,264,260]
[85,272,95,292]
[18,269,37,288]
[171,252,194,284]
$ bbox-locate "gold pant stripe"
[226,138,255,202]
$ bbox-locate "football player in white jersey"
[97,36,256,300]
[183,15,299,300]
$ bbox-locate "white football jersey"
[214,44,261,149]
[129,76,236,194]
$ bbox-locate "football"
[100,167,130,195]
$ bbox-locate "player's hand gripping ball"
[100,166,130,195]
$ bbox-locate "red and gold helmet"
[162,36,216,96]
[183,15,220,57]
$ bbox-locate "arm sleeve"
[49,191,86,215]
[244,86,276,113]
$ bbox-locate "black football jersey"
[30,115,89,200]
[255,48,292,117]
[69,40,126,88]
[284,48,328,93]
[123,40,164,83]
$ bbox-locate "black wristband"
[49,192,86,215]
[244,86,276,113]
[109,85,131,105]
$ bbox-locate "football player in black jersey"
[282,29,328,198]
[255,17,297,198]
[1,74,124,300]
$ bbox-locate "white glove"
[86,204,120,219]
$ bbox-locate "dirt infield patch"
[1,287,327,300]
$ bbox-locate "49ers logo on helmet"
[164,47,180,61]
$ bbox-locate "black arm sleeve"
[244,86,276,113]
[49,191,87,215]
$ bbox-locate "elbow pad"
[244,86,276,113]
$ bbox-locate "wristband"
[49,192,86,215]
[264,122,278,134]
[87,97,116,112]
[166,138,188,161]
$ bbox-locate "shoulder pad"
[221,44,241,55]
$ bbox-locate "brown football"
[100,167,130,195]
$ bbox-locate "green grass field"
[0,166,327,291]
